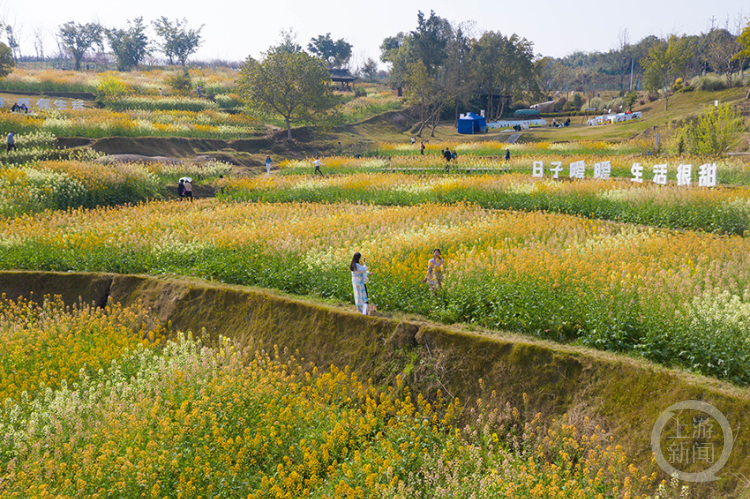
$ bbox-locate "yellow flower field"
[0,199,748,383]
[0,299,654,498]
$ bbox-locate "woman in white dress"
[350,252,370,314]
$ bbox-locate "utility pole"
[629,57,635,91]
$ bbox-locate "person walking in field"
[350,252,370,314]
[177,179,185,200]
[6,131,16,153]
[265,155,272,174]
[183,179,193,201]
[420,141,425,155]
[411,136,416,145]
[422,248,444,294]
[313,157,325,176]
[443,148,452,172]
[505,148,511,161]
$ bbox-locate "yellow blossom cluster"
[0,295,168,402]
[0,327,652,498]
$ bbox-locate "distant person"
[178,179,185,200]
[411,136,416,145]
[158,88,164,97]
[565,118,571,127]
[10,102,19,112]
[265,155,272,174]
[451,150,457,161]
[420,141,425,155]
[443,148,452,162]
[313,157,325,176]
[183,179,193,201]
[422,248,444,294]
[505,149,511,161]
[196,85,202,97]
[6,131,16,152]
[350,252,370,315]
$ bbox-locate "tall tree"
[32,26,45,61]
[642,35,693,110]
[275,29,302,54]
[380,31,412,89]
[4,25,20,61]
[308,33,352,69]
[735,19,750,93]
[410,10,452,76]
[58,21,103,70]
[152,17,203,67]
[105,17,150,71]
[238,44,339,141]
[706,27,739,85]
[0,42,14,78]
[472,31,538,120]
[359,57,379,80]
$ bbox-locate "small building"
[329,68,358,91]
[457,112,487,134]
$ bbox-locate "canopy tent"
[457,112,487,134]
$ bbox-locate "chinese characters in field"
[531,160,717,187]
[2,98,86,111]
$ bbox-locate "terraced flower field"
[0,297,655,498]
[220,173,750,235]
[1,199,748,385]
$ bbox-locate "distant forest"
[540,26,748,94]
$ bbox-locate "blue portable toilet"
[458,112,486,134]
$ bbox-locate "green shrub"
[674,104,746,157]
[213,93,244,110]
[167,72,193,95]
[96,74,132,103]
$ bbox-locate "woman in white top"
[350,252,370,314]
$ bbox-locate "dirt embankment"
[0,271,748,498]
[56,110,419,166]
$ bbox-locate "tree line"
[378,11,750,134]
[0,17,204,71]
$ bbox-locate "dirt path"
[507,133,522,144]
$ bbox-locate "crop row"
[220,173,750,235]
[0,158,232,216]
[0,107,261,139]
[0,200,748,385]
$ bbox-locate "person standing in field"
[411,136,416,145]
[422,248,444,294]
[183,179,193,201]
[313,157,325,176]
[420,141,425,155]
[505,149,511,161]
[265,155,272,174]
[177,179,185,200]
[350,252,370,314]
[6,131,16,153]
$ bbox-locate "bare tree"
[0,13,22,61]
[32,26,45,61]
[706,20,740,85]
